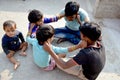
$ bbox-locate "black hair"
[79,22,101,41]
[36,24,54,45]
[28,9,43,23]
[65,1,80,16]
[3,20,16,30]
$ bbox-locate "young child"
[44,22,105,80]
[28,9,63,38]
[55,1,90,44]
[2,20,28,70]
[26,24,86,71]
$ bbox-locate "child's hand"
[29,23,35,31]
[27,23,35,36]
[57,14,65,19]
[78,40,87,48]
[76,14,82,26]
[43,41,52,52]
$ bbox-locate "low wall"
[94,0,120,18]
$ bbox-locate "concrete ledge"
[94,0,120,18]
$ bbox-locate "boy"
[44,22,106,80]
[28,9,63,38]
[2,20,28,70]
[55,1,90,44]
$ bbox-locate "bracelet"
[27,32,31,36]
[71,45,76,51]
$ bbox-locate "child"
[26,24,86,71]
[2,20,28,70]
[44,22,105,80]
[28,9,63,38]
[55,1,90,44]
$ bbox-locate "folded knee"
[7,51,15,58]
[22,42,28,47]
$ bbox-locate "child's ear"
[76,13,79,15]
[82,34,86,38]
[82,34,88,41]
[47,38,50,43]
[14,24,17,29]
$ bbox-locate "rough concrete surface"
[94,0,120,18]
[0,0,120,80]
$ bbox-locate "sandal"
[57,38,67,44]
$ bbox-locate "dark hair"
[65,1,79,16]
[80,22,101,41]
[36,24,54,45]
[3,20,16,30]
[28,9,43,23]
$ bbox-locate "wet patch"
[0,69,13,80]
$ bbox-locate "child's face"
[66,14,77,21]
[36,18,43,26]
[48,35,54,43]
[4,26,16,37]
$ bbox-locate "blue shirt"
[2,30,25,55]
[26,36,68,67]
[59,8,89,31]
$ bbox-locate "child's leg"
[57,58,88,80]
[19,42,28,56]
[55,27,81,44]
[54,27,68,44]
[7,51,20,70]
[68,30,80,44]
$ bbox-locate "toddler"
[2,20,28,70]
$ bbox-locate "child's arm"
[26,23,36,44]
[78,9,90,24]
[28,23,37,36]
[46,40,87,54]
[2,45,10,55]
[68,40,87,52]
[56,14,65,19]
[27,23,36,37]
[43,14,64,23]
[2,38,10,54]
[18,32,25,43]
[2,45,15,57]
[43,41,77,69]
[44,17,58,23]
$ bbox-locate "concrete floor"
[0,0,120,80]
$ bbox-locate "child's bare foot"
[14,62,20,70]
[19,52,27,56]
